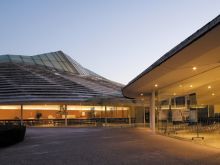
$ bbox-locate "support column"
[104,106,107,126]
[64,105,68,126]
[165,97,172,133]
[128,107,131,125]
[185,96,188,109]
[150,91,155,132]
[143,106,146,127]
[174,96,176,108]
[20,105,23,125]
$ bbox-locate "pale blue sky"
[0,0,220,84]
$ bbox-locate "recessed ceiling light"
[212,93,215,96]
[192,67,197,71]
[190,85,193,88]
[154,84,158,87]
[208,85,211,89]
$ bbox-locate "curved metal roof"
[0,51,132,105]
[0,51,106,77]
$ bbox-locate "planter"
[0,123,26,146]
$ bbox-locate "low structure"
[0,123,26,146]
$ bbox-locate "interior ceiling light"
[212,93,215,96]
[173,93,176,96]
[140,93,143,96]
[208,85,211,89]
[179,85,183,87]
[192,67,197,71]
[154,84,158,87]
[190,85,193,88]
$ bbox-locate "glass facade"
[0,104,131,126]
[0,51,97,76]
[155,90,220,148]
[0,55,10,63]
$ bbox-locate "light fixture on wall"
[208,85,211,89]
[192,66,197,71]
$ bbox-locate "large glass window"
[46,53,57,61]
[32,56,44,65]
[38,55,54,68]
[23,105,60,119]
[0,55,10,62]
[21,56,35,65]
[0,105,21,120]
[59,61,69,72]
[9,55,23,63]
[56,53,66,62]
[45,54,64,70]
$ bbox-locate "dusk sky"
[0,0,220,84]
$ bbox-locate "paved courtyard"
[1,127,220,165]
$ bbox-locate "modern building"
[123,15,220,139]
[0,51,139,126]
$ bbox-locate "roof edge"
[123,14,220,93]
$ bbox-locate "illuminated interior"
[122,15,220,147]
[0,105,129,120]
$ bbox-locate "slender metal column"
[20,104,23,125]
[165,97,172,134]
[185,96,188,108]
[128,107,131,125]
[150,91,155,132]
[105,106,107,126]
[64,105,68,126]
[143,106,146,127]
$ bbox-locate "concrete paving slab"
[0,127,220,165]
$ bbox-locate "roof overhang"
[123,15,220,104]
[0,97,144,106]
